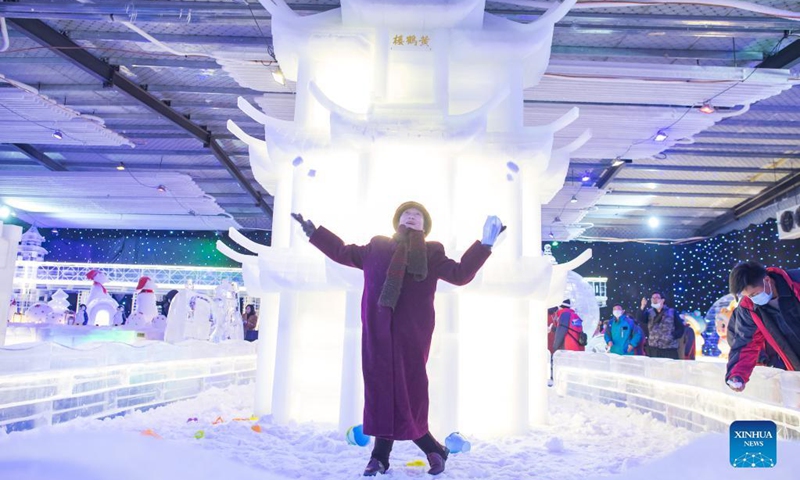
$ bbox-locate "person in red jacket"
[726,261,800,392]
[552,299,585,352]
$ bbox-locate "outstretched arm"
[308,226,370,270]
[431,241,492,286]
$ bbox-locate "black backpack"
[567,327,588,346]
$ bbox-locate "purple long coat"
[310,226,491,440]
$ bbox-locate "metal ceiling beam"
[571,162,799,175]
[2,146,248,156]
[36,84,268,96]
[586,222,702,229]
[695,132,800,141]
[52,30,271,46]
[607,190,752,199]
[567,177,775,187]
[670,142,800,152]
[7,144,67,171]
[592,204,730,213]
[757,39,800,69]
[718,120,800,128]
[82,112,255,122]
[193,178,244,184]
[8,18,272,218]
[593,159,630,189]
[691,40,800,237]
[585,212,720,220]
[5,29,766,61]
[62,162,249,171]
[0,57,222,69]
[698,172,800,236]
[2,2,795,34]
[665,149,800,159]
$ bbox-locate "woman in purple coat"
[292,202,504,476]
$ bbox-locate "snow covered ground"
[1,383,798,479]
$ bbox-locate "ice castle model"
[218,0,591,437]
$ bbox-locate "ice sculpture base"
[0,340,256,433]
[553,351,800,439]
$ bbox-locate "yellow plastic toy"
[251,425,263,433]
[406,460,426,467]
[194,430,205,439]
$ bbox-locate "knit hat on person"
[393,201,432,237]
[560,299,572,308]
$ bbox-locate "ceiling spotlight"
[553,216,562,223]
[156,185,167,193]
[581,172,591,182]
[548,231,555,239]
[272,67,286,86]
[51,228,59,234]
[570,194,578,204]
[612,158,625,167]
[0,205,10,219]
[654,130,668,142]
[699,103,715,114]
[52,130,63,140]
[648,216,660,228]
[116,162,126,171]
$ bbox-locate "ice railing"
[14,261,245,293]
[553,352,800,439]
[0,340,256,433]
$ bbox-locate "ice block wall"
[553,351,800,439]
[0,222,23,347]
[0,340,256,433]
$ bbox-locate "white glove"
[481,215,506,246]
[727,376,745,392]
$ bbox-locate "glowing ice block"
[219,0,589,437]
[553,351,800,440]
[0,340,256,433]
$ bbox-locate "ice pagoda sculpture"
[218,0,591,437]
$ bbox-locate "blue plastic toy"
[346,424,371,447]
[445,432,471,454]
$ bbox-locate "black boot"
[363,457,389,476]
[426,447,449,475]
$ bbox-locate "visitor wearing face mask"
[604,305,641,355]
[726,261,800,392]
[292,202,504,477]
[638,292,682,359]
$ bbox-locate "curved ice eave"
[524,106,579,135]
[257,0,296,18]
[341,0,485,29]
[491,0,576,33]
[318,85,506,149]
[485,106,579,149]
[215,241,271,296]
[546,248,592,307]
[227,227,271,256]
[308,82,368,124]
[538,128,592,204]
[454,17,556,61]
[236,96,329,155]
